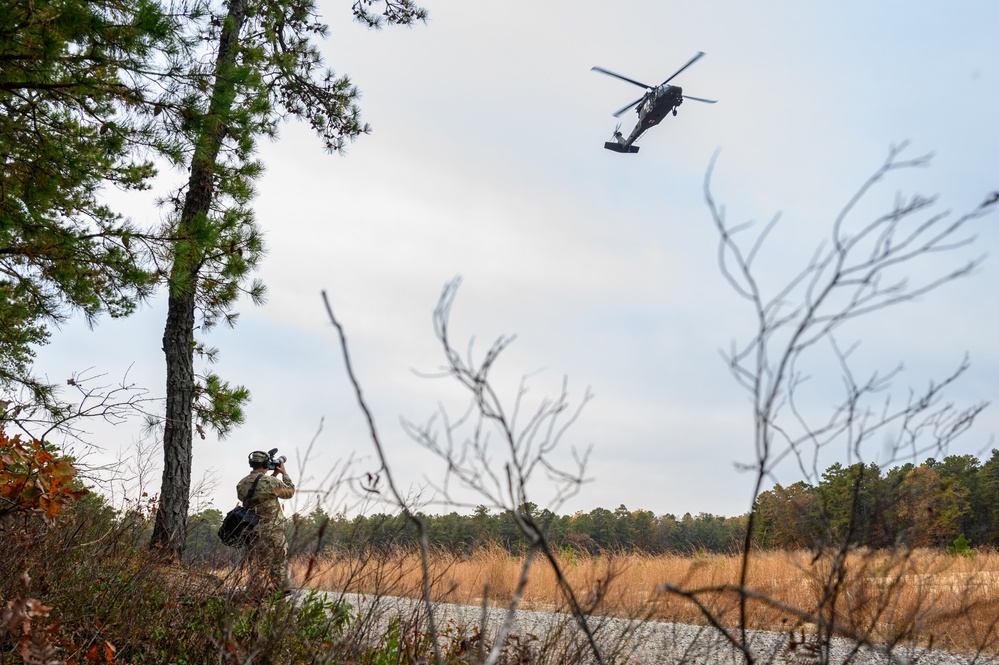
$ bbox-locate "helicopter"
[592,51,716,154]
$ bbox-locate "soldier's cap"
[248,450,270,465]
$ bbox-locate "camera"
[266,448,287,471]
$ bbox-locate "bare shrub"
[324,279,613,664]
[655,144,997,663]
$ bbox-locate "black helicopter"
[592,51,716,153]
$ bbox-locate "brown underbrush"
[294,544,999,655]
[0,499,460,664]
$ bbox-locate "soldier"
[236,450,295,600]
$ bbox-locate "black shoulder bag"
[218,474,263,547]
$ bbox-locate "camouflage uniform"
[236,467,295,600]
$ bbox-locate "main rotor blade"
[612,96,644,118]
[591,66,653,90]
[662,51,705,86]
[683,95,717,103]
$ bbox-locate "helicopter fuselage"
[637,85,684,127]
[606,85,684,153]
[594,52,714,154]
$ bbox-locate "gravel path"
[301,591,998,665]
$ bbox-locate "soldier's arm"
[274,473,295,499]
[271,461,295,498]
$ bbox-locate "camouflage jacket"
[236,470,295,524]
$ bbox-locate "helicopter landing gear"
[672,109,677,116]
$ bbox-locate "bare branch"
[699,144,994,659]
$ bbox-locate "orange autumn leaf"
[1,427,88,524]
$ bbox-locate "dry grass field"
[293,545,999,655]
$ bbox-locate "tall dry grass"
[294,545,999,654]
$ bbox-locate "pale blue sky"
[31,0,999,519]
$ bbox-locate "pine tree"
[149,0,427,559]
[0,0,179,408]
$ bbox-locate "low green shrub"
[946,534,975,558]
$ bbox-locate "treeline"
[754,452,999,550]
[180,451,999,560]
[183,504,747,561]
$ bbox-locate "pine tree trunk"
[149,0,249,559]
[151,286,196,558]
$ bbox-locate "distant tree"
[585,507,617,550]
[426,511,473,551]
[897,464,968,547]
[493,509,531,553]
[657,513,683,551]
[612,504,636,548]
[185,507,224,563]
[976,450,999,544]
[753,481,820,549]
[471,504,493,544]
[723,515,749,551]
[930,454,981,541]
[288,506,332,556]
[817,462,885,546]
[672,513,693,548]
[536,507,569,549]
[681,512,743,553]
[876,461,914,545]
[630,509,659,551]
[566,511,597,553]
